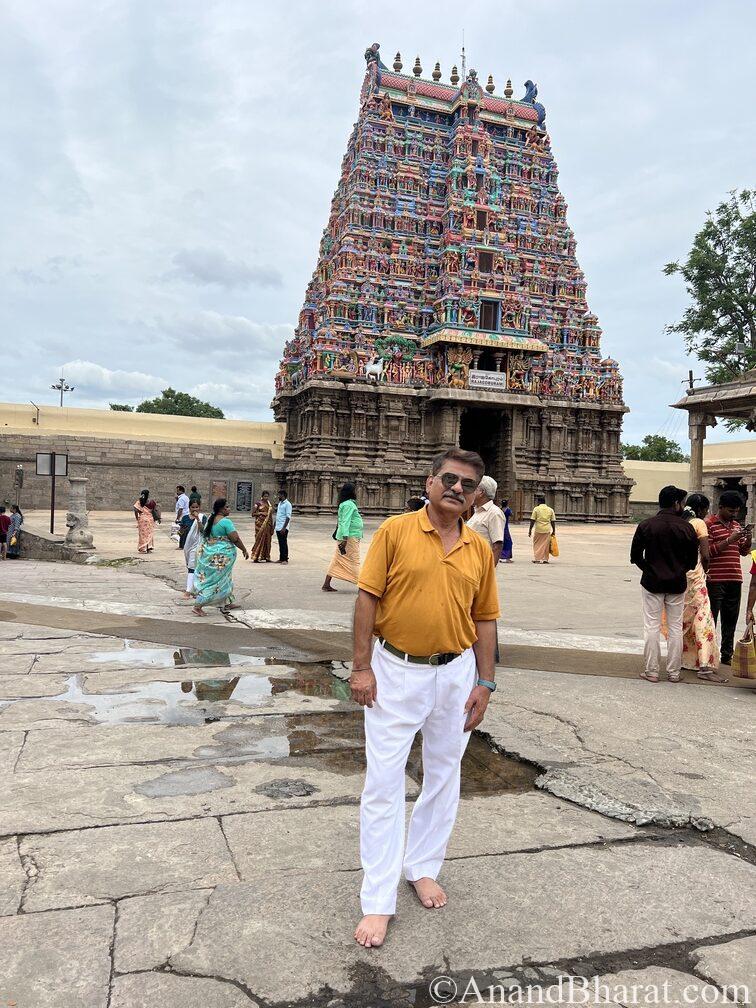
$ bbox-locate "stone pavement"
[0,523,754,1007]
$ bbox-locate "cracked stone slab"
[0,657,37,674]
[483,669,756,845]
[0,674,70,699]
[0,905,113,1007]
[0,730,25,775]
[111,972,258,1007]
[19,819,238,912]
[18,713,355,773]
[0,759,368,833]
[221,793,642,876]
[0,838,23,915]
[172,843,756,1003]
[692,936,756,1002]
[599,967,741,1007]
[115,889,212,972]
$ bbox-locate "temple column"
[688,411,707,493]
[493,352,504,372]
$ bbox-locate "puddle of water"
[89,641,267,668]
[269,710,537,795]
[2,666,351,727]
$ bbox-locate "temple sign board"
[469,371,508,392]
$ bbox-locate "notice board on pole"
[36,453,68,476]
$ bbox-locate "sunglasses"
[438,472,480,495]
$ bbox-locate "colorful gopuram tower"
[273,43,632,518]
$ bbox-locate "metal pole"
[50,452,56,534]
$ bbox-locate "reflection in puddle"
[5,637,536,796]
[89,641,266,668]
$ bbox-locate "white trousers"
[641,587,685,674]
[359,640,476,915]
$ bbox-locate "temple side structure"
[273,43,632,518]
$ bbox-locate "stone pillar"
[688,412,707,493]
[65,477,94,550]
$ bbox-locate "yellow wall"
[0,402,285,459]
[624,460,690,502]
[624,439,756,501]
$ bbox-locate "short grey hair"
[478,475,498,501]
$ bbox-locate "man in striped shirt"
[705,490,753,665]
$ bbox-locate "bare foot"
[410,877,447,909]
[354,914,391,948]
[181,591,193,599]
[321,585,338,592]
[192,607,206,618]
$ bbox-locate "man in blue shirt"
[275,489,292,563]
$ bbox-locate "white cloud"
[190,377,275,417]
[1,0,754,440]
[166,248,281,289]
[157,311,293,357]
[54,360,166,397]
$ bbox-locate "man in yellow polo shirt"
[351,447,500,949]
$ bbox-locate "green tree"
[109,403,133,411]
[664,189,756,387]
[622,435,690,463]
[134,387,224,419]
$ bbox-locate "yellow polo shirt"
[358,507,501,655]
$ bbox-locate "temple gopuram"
[273,43,632,518]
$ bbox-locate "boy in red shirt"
[705,491,753,665]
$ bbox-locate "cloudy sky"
[2,0,754,445]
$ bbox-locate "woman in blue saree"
[501,499,514,562]
[192,499,249,617]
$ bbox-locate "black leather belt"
[378,638,461,666]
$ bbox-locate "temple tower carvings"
[273,43,632,519]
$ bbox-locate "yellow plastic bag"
[549,534,559,558]
[731,624,756,679]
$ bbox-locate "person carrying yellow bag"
[529,494,556,564]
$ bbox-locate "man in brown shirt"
[351,448,500,949]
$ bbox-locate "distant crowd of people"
[129,473,564,628]
[631,485,752,684]
[128,476,754,686]
[132,483,293,617]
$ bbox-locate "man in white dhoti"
[350,448,500,948]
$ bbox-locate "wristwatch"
[477,678,497,692]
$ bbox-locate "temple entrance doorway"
[459,406,510,493]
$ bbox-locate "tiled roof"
[379,71,539,121]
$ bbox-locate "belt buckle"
[428,653,441,666]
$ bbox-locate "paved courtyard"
[0,515,754,1006]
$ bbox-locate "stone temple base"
[273,381,632,520]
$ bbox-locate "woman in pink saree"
[133,489,161,553]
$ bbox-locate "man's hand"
[463,684,491,732]
[726,528,745,544]
[350,666,377,707]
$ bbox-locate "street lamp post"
[51,376,75,407]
